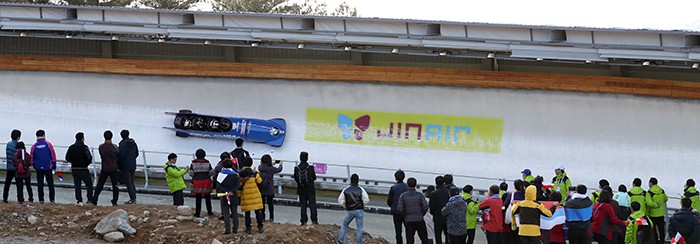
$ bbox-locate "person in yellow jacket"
[238,157,264,234]
[625,202,655,244]
[647,178,668,244]
[683,179,700,212]
[511,185,554,244]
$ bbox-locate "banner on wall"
[304,108,503,153]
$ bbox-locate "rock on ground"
[27,215,37,225]
[94,209,137,236]
[176,206,192,216]
[103,231,125,242]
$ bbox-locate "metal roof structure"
[0,3,699,74]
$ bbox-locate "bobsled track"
[0,69,698,202]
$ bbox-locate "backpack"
[15,150,27,174]
[259,170,272,190]
[296,165,311,188]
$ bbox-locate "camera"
[568,186,576,191]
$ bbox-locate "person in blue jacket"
[3,129,21,203]
[30,130,57,204]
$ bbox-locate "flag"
[671,233,685,244]
[540,207,566,230]
[636,216,650,226]
[57,172,63,181]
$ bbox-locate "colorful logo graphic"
[306,108,503,153]
[338,114,370,140]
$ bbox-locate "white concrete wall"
[0,70,698,201]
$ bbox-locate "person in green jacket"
[521,169,535,185]
[628,178,656,216]
[647,177,668,244]
[551,165,571,204]
[164,153,188,206]
[683,179,700,212]
[591,179,610,204]
[625,202,654,244]
[462,185,479,244]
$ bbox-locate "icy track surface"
[0,70,698,201]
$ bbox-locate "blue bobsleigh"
[163,110,287,147]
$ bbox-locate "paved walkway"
[8,185,488,243]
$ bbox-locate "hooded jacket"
[668,208,700,244]
[5,140,17,171]
[238,167,263,212]
[647,185,668,217]
[31,138,56,171]
[65,141,92,169]
[684,186,700,212]
[117,138,139,171]
[164,162,187,193]
[564,193,593,230]
[441,194,467,236]
[13,149,31,178]
[628,186,657,215]
[511,185,553,237]
[625,210,654,244]
[592,202,627,240]
[463,192,479,230]
[552,172,572,204]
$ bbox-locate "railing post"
[142,150,149,190]
[91,147,98,187]
[346,164,351,182]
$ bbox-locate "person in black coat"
[293,151,317,225]
[230,138,250,170]
[216,159,240,234]
[668,198,700,243]
[257,154,283,222]
[117,129,139,204]
[429,176,451,244]
[65,132,93,205]
[387,170,408,244]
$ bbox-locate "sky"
[193,0,700,31]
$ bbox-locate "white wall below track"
[0,70,698,203]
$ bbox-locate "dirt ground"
[0,203,389,244]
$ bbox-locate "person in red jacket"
[480,185,504,244]
[592,190,629,244]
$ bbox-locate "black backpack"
[296,165,311,188]
[259,170,272,190]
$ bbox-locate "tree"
[213,0,358,16]
[140,0,200,10]
[331,1,357,17]
[60,0,134,7]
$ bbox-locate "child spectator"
[625,202,655,244]
[164,153,187,206]
[13,141,33,204]
[239,157,264,234]
[189,149,213,217]
[216,159,240,234]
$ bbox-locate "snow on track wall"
[0,70,698,198]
